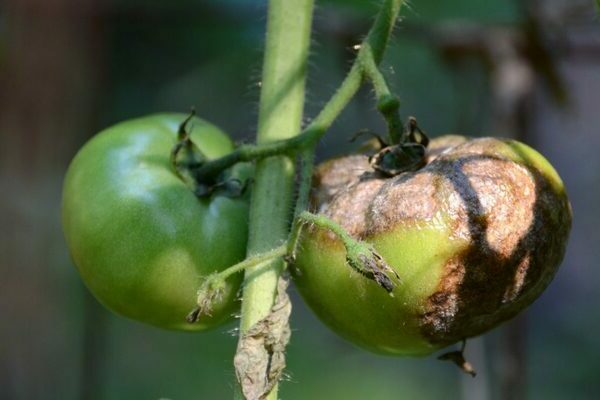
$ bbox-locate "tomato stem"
[220,245,288,283]
[287,145,316,258]
[295,211,400,293]
[235,0,314,398]
[232,1,405,397]
[192,0,406,184]
[187,245,288,324]
[359,45,404,145]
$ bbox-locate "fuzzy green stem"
[187,245,288,325]
[287,145,316,258]
[359,46,404,144]
[192,0,405,183]
[236,0,314,398]
[293,146,316,219]
[296,211,400,293]
[233,1,404,398]
[297,211,358,250]
[218,245,288,283]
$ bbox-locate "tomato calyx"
[170,111,206,179]
[171,111,252,199]
[364,116,431,177]
[194,177,253,198]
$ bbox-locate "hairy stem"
[295,211,400,293]
[359,46,404,144]
[296,211,360,252]
[192,0,405,183]
[232,1,405,398]
[287,145,316,258]
[219,245,288,283]
[236,0,314,398]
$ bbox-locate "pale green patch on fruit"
[295,220,467,356]
[368,222,467,313]
[502,140,566,196]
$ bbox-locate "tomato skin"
[62,113,249,331]
[293,136,571,355]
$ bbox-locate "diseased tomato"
[62,113,250,331]
[293,136,571,355]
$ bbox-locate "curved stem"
[295,211,399,292]
[359,46,404,144]
[193,0,405,183]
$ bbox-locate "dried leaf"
[234,278,292,400]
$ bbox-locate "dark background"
[1,0,599,399]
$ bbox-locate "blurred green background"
[1,0,599,399]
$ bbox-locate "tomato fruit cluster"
[63,115,571,355]
[62,114,249,331]
[293,136,571,355]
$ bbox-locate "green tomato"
[62,113,249,331]
[293,136,571,356]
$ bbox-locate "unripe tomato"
[293,136,571,355]
[62,114,249,331]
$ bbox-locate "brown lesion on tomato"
[311,155,372,214]
[367,171,443,233]
[310,132,462,216]
[425,135,469,164]
[317,177,387,240]
[312,136,471,231]
[418,139,571,345]
[309,136,571,347]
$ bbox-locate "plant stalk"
[287,145,316,257]
[193,0,405,183]
[235,0,314,398]
[233,1,404,398]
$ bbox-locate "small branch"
[359,45,404,144]
[295,211,400,293]
[287,145,317,260]
[293,146,316,218]
[307,0,404,131]
[210,245,289,288]
[191,133,317,182]
[187,245,288,323]
[192,0,406,183]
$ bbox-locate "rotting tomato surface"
[62,113,250,331]
[293,135,572,356]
